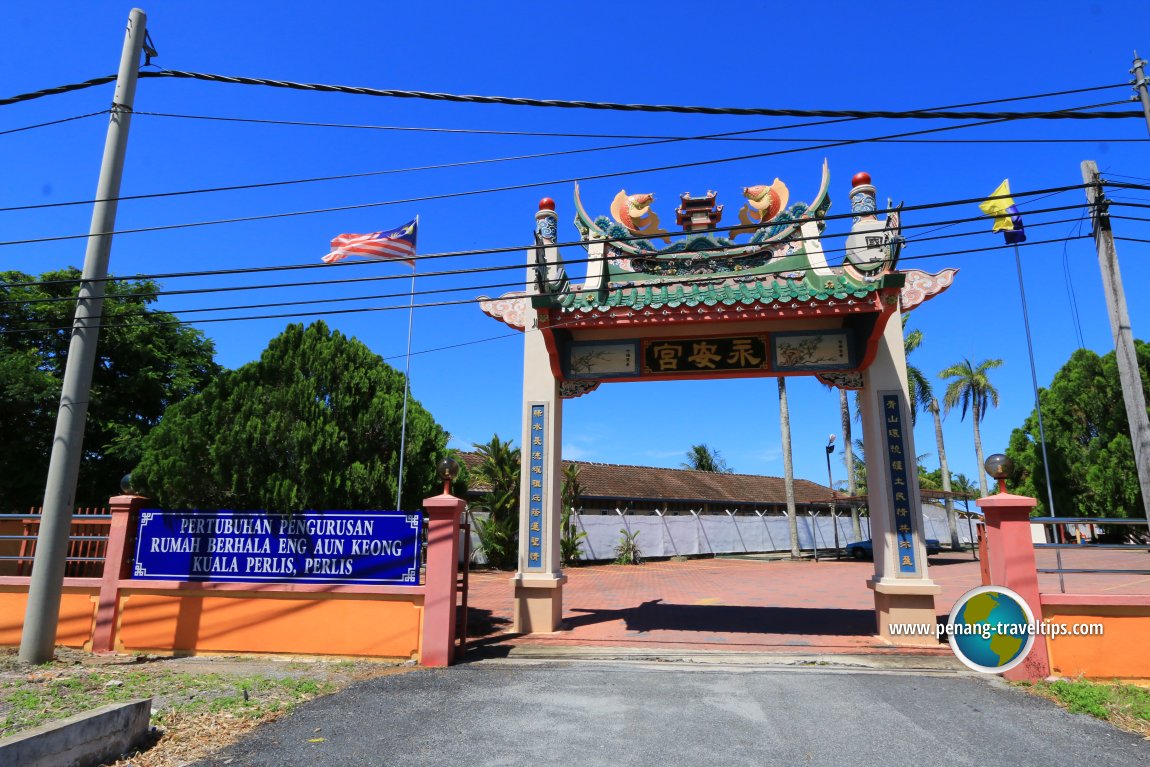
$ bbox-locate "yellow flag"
[979,179,1016,232]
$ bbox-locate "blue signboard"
[882,394,918,574]
[132,510,422,585]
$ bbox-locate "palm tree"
[929,397,962,549]
[906,318,959,548]
[838,389,862,539]
[778,378,800,557]
[903,317,933,426]
[940,357,1004,497]
[682,444,732,473]
[822,384,862,539]
[470,435,521,569]
[951,472,979,499]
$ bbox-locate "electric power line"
[3,68,1136,118]
[3,97,1130,218]
[0,232,1096,338]
[0,101,1114,249]
[0,196,1096,297]
[2,210,1101,317]
[1059,208,1090,349]
[0,110,109,137]
[135,109,1150,144]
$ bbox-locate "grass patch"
[1019,679,1150,737]
[0,667,336,738]
[0,648,413,765]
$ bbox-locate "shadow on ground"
[566,600,880,636]
[459,606,511,639]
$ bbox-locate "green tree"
[821,382,862,539]
[903,318,961,546]
[903,317,933,427]
[838,388,862,538]
[940,357,1004,497]
[928,397,962,548]
[469,434,521,569]
[849,438,867,493]
[0,268,219,511]
[560,463,587,565]
[132,321,447,511]
[1007,344,1150,519]
[953,473,979,499]
[682,444,732,473]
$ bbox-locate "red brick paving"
[465,552,989,655]
[463,548,1150,655]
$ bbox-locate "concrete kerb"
[481,645,969,674]
[0,698,152,767]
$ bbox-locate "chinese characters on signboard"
[882,394,918,574]
[641,336,768,375]
[528,404,546,570]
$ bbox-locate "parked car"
[844,538,941,559]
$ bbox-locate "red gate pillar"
[92,494,146,654]
[421,492,464,667]
[977,492,1051,680]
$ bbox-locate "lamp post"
[825,434,839,556]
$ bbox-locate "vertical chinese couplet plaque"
[528,403,546,570]
[882,393,918,574]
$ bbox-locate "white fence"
[574,512,861,560]
[466,505,977,563]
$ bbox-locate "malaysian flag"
[322,218,418,266]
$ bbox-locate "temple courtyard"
[464,550,1149,656]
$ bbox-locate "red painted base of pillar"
[978,493,1051,681]
[421,494,463,667]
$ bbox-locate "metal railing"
[1030,516,1150,592]
[0,509,112,577]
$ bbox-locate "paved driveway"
[466,553,983,654]
[191,661,1148,767]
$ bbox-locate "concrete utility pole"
[1081,160,1150,533]
[19,8,147,664]
[1132,52,1150,137]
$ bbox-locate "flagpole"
[395,251,416,510]
[1013,243,1057,516]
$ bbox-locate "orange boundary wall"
[981,492,1150,681]
[1040,594,1150,680]
[0,494,464,665]
[0,581,99,649]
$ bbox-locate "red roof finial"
[851,172,872,187]
[539,197,556,211]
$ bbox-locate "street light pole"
[825,434,838,556]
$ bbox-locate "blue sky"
[3,1,1149,495]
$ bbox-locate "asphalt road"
[192,661,1148,767]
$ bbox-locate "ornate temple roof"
[479,164,956,394]
[551,272,893,315]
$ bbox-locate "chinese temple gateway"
[480,164,956,645]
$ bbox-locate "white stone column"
[860,304,941,645]
[512,200,566,633]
